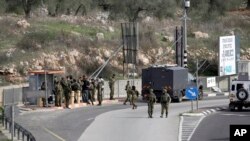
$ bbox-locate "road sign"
[185,87,198,100]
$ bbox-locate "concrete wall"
[0,83,28,106]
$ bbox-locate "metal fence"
[2,106,36,141]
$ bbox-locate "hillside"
[0,8,250,85]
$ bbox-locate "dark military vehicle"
[141,65,203,102]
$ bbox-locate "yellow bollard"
[70,91,75,105]
[77,90,81,104]
[37,97,43,107]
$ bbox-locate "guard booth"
[25,70,64,106]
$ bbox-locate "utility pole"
[44,57,48,107]
[182,0,190,68]
[196,59,199,110]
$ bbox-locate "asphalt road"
[190,108,250,141]
[13,96,228,141]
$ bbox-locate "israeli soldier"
[40,82,46,107]
[131,86,139,109]
[109,74,115,100]
[147,89,157,118]
[71,79,81,103]
[123,81,132,105]
[97,77,104,106]
[160,88,171,118]
[54,77,63,107]
[90,78,97,102]
[61,77,71,109]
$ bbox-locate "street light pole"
[44,57,48,107]
[183,0,190,68]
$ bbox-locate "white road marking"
[187,116,205,141]
[178,116,183,141]
[211,109,216,112]
[207,93,216,97]
[221,114,250,117]
[42,127,65,141]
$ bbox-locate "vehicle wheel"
[236,88,248,101]
[176,96,183,103]
[238,106,243,111]
[229,103,235,111]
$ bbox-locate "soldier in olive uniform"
[97,77,104,106]
[147,89,157,118]
[131,86,139,109]
[61,77,71,109]
[54,77,63,107]
[71,79,81,103]
[160,88,171,118]
[123,81,132,105]
[40,82,46,107]
[109,74,115,100]
[90,78,97,102]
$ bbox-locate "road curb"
[181,106,227,117]
[18,99,121,113]
[204,92,229,97]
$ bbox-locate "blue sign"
[185,87,198,100]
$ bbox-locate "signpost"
[185,87,198,112]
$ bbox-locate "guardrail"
[1,109,36,141]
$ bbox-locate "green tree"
[22,0,36,18]
[99,0,177,22]
[46,0,94,16]
[247,0,250,9]
[189,0,245,21]
[5,0,23,14]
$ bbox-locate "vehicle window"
[236,84,243,90]
[231,85,235,91]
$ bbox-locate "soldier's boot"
[166,112,168,118]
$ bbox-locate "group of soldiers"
[146,87,171,118]
[123,81,171,118]
[44,73,171,118]
[123,81,139,109]
[52,75,106,109]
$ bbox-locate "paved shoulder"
[179,106,228,141]
[78,105,180,141]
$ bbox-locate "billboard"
[219,35,238,76]
[207,77,216,88]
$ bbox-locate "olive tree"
[98,0,177,22]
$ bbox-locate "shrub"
[18,30,57,50]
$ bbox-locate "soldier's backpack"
[162,93,171,103]
[161,94,168,102]
[148,94,156,103]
